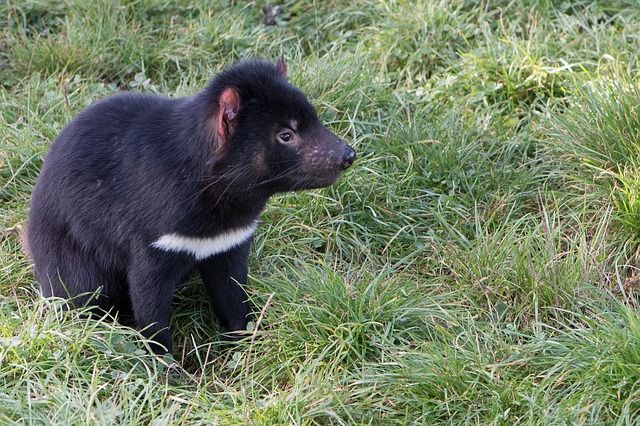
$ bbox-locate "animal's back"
[37,92,175,187]
[31,93,180,223]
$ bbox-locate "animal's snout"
[341,145,356,170]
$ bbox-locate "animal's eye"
[278,132,293,143]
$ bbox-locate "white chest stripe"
[151,222,258,260]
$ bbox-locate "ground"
[1,0,640,424]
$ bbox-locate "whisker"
[249,165,300,187]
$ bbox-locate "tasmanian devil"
[27,56,355,354]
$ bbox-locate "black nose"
[341,146,356,170]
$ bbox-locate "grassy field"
[2,0,640,423]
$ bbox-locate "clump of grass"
[417,28,576,131]
[438,205,614,327]
[247,261,460,370]
[365,0,475,84]
[283,0,378,55]
[0,296,199,424]
[350,301,640,423]
[549,73,640,243]
[414,3,640,132]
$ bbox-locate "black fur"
[27,58,355,354]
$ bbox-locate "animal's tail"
[19,224,32,260]
[0,223,31,259]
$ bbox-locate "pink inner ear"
[217,88,240,140]
[219,88,239,117]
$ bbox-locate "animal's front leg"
[198,240,252,339]
[127,253,187,354]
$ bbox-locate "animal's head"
[205,56,355,193]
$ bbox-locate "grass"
[2,0,640,423]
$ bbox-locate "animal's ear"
[216,87,240,146]
[276,54,287,78]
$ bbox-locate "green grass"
[2,0,640,423]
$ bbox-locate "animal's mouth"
[293,170,343,189]
[265,160,351,192]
